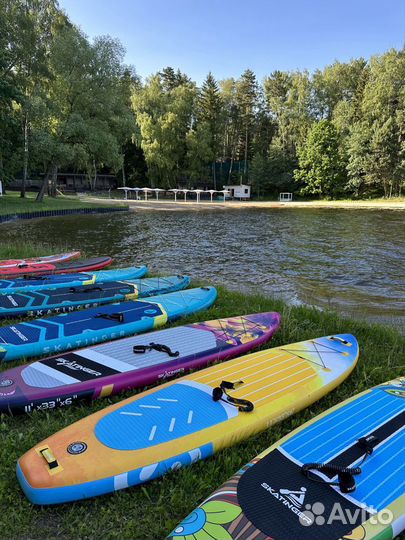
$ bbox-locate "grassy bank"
[0,191,127,216]
[0,245,403,539]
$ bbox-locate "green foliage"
[294,120,346,197]
[131,73,196,188]
[250,152,269,197]
[346,50,405,198]
[186,122,213,182]
[236,69,259,177]
[312,59,368,119]
[0,1,403,199]
[190,73,223,186]
[264,70,312,158]
[0,1,138,200]
[267,141,295,191]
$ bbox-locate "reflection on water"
[3,208,405,331]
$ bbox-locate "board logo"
[55,358,102,377]
[279,487,307,508]
[261,482,313,525]
[67,442,87,455]
[10,326,28,341]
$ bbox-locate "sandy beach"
[84,196,405,211]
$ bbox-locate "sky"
[59,0,404,84]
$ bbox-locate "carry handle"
[133,343,180,357]
[69,286,103,294]
[40,447,59,470]
[95,312,124,323]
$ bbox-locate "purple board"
[0,312,281,414]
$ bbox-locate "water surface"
[3,208,404,331]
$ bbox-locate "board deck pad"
[0,313,280,414]
[0,251,80,269]
[0,275,189,318]
[0,266,148,293]
[166,378,405,540]
[0,287,217,362]
[16,334,358,505]
[0,256,112,278]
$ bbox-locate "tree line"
[1,0,404,200]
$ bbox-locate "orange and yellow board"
[17,334,359,505]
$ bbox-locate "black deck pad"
[40,352,120,381]
[237,449,370,540]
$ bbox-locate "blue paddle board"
[166,377,405,540]
[0,266,148,294]
[0,287,217,362]
[0,275,189,318]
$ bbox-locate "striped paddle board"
[167,377,405,540]
[16,334,358,504]
[0,275,189,318]
[0,312,280,414]
[0,266,148,294]
[0,287,217,362]
[0,256,112,278]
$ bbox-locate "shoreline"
[0,205,128,224]
[83,196,405,211]
[0,192,128,217]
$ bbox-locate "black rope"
[133,343,179,357]
[216,316,264,346]
[212,380,254,412]
[301,435,379,493]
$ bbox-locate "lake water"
[3,207,404,331]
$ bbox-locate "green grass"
[0,191,127,216]
[0,243,403,539]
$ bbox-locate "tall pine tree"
[236,69,258,178]
[196,72,222,188]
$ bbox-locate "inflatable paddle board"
[0,256,112,278]
[0,266,148,294]
[0,251,80,269]
[0,275,189,318]
[167,377,405,540]
[0,287,217,362]
[16,334,358,504]
[0,312,280,414]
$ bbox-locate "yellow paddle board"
[17,334,359,504]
